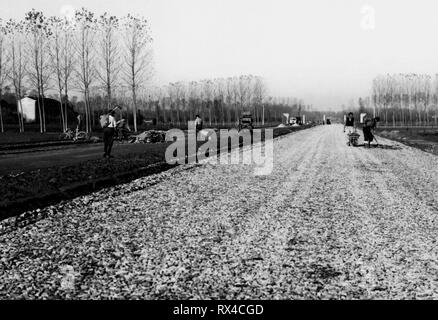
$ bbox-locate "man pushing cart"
[343,112,380,148]
[344,112,360,146]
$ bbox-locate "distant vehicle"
[239,112,254,131]
[289,116,303,126]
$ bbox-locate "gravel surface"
[1,124,438,299]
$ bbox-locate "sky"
[2,0,438,110]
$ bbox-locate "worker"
[344,112,355,134]
[103,110,117,158]
[195,115,203,132]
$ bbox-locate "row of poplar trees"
[371,74,438,127]
[0,8,152,133]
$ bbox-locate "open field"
[0,132,65,145]
[1,124,437,299]
[375,127,438,156]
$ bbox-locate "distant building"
[18,97,37,123]
[16,96,77,124]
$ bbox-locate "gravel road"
[1,124,438,299]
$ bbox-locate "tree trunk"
[0,89,3,133]
[41,91,46,133]
[59,92,65,132]
[84,90,90,133]
[235,102,238,125]
[87,92,92,133]
[385,108,388,126]
[0,103,3,133]
[17,96,25,133]
[64,81,69,132]
[132,88,138,133]
[16,99,22,132]
[36,90,43,133]
[162,99,166,125]
[221,100,225,126]
[155,101,160,125]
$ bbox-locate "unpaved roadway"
[1,124,438,299]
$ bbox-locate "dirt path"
[1,124,438,299]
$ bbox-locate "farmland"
[375,127,438,156]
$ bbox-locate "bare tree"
[434,75,438,127]
[0,19,10,132]
[213,78,225,126]
[121,14,152,132]
[174,81,187,124]
[253,76,267,126]
[231,77,240,123]
[238,75,251,113]
[154,86,166,124]
[201,79,213,126]
[74,8,97,133]
[49,16,74,132]
[6,19,27,132]
[97,13,121,113]
[24,9,52,133]
[188,81,199,120]
[225,77,234,124]
[421,75,432,126]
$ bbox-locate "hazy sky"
[2,0,438,109]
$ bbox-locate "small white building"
[18,97,37,123]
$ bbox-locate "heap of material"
[131,130,167,144]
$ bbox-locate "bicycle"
[59,128,89,142]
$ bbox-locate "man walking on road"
[195,115,203,133]
[103,110,117,159]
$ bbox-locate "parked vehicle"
[238,112,254,131]
[289,116,303,126]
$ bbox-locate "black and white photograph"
[0,0,438,309]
